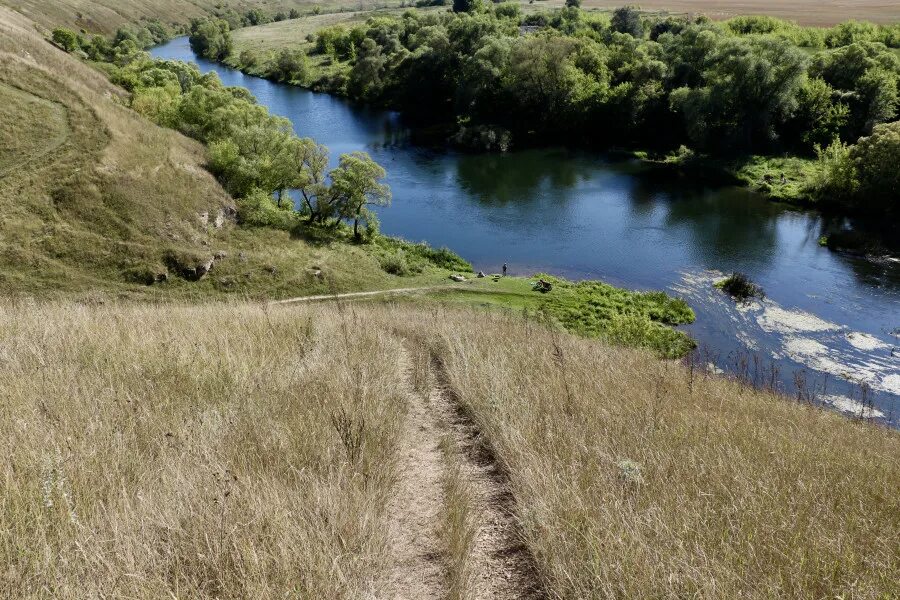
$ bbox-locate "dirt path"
[383,341,542,600]
[270,285,458,306]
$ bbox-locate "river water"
[153,37,900,423]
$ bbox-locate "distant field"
[541,0,899,26]
[229,9,393,54]
[2,0,895,34]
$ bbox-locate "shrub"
[236,189,300,230]
[849,120,900,216]
[717,272,765,301]
[51,28,80,52]
[808,138,858,205]
[380,252,410,275]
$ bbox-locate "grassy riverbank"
[420,274,695,359]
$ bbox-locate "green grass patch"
[732,155,821,204]
[425,274,695,359]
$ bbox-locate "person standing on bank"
[502,263,508,276]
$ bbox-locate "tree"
[611,6,643,38]
[189,18,233,60]
[670,37,807,151]
[850,120,900,215]
[348,39,386,100]
[329,152,391,239]
[809,138,858,204]
[453,0,481,14]
[565,0,581,8]
[272,48,309,83]
[789,77,849,149]
[244,9,270,26]
[51,28,80,52]
[291,141,334,221]
[289,8,302,19]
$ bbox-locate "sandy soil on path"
[381,341,543,599]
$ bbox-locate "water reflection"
[454,149,592,205]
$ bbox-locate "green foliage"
[611,6,643,38]
[236,188,301,229]
[494,3,521,20]
[330,151,391,239]
[289,9,899,161]
[189,18,232,60]
[380,251,417,275]
[823,20,900,48]
[376,237,473,272]
[115,57,394,235]
[670,36,807,152]
[453,0,481,14]
[270,48,309,83]
[534,275,695,359]
[810,42,900,138]
[809,137,859,204]
[849,120,900,216]
[564,0,581,8]
[51,28,80,52]
[791,77,849,150]
[244,9,271,27]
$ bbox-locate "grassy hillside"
[0,0,403,34]
[0,7,460,300]
[2,301,897,598]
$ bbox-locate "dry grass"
[438,449,479,600]
[0,301,410,598]
[0,7,232,296]
[387,305,900,599]
[3,300,897,598]
[537,0,899,26]
[0,0,398,34]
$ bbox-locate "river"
[153,36,900,424]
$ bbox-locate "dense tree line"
[51,21,173,63]
[112,56,391,238]
[274,5,897,214]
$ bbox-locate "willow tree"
[330,152,391,239]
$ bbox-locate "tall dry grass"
[387,305,900,599]
[0,301,408,598]
[2,301,898,598]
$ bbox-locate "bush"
[850,120,900,216]
[717,272,765,301]
[236,189,300,230]
[376,237,472,272]
[611,6,643,38]
[808,138,858,205]
[270,48,309,83]
[51,28,80,52]
[380,252,412,275]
